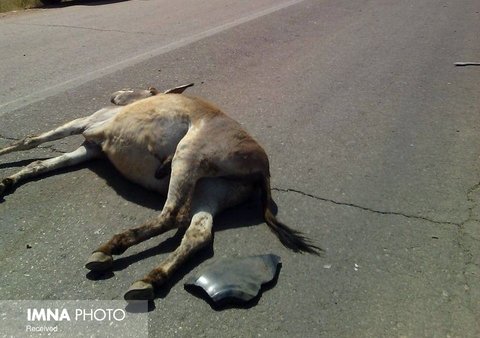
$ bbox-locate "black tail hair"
[260,175,322,255]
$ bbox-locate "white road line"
[0,0,305,117]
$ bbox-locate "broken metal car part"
[185,254,281,304]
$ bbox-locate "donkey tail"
[260,175,322,255]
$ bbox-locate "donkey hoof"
[85,252,113,271]
[0,178,13,196]
[124,281,154,301]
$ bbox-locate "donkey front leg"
[0,142,101,197]
[124,211,213,300]
[0,117,91,156]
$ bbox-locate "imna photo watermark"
[1,300,148,337]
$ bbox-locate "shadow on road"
[0,157,50,170]
[41,0,130,9]
[0,157,269,298]
[1,156,274,301]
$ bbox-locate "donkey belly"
[102,140,169,194]
[85,107,190,194]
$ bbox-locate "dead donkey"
[0,84,320,300]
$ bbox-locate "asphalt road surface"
[1,0,479,337]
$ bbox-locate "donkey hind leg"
[124,179,254,300]
[124,211,213,300]
[0,116,91,156]
[0,142,101,197]
[86,137,202,271]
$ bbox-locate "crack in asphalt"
[5,22,158,36]
[455,181,480,314]
[273,183,479,317]
[0,133,17,142]
[464,182,480,223]
[274,183,480,315]
[271,187,461,226]
[1,132,475,231]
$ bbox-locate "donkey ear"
[163,83,194,94]
[149,87,159,95]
